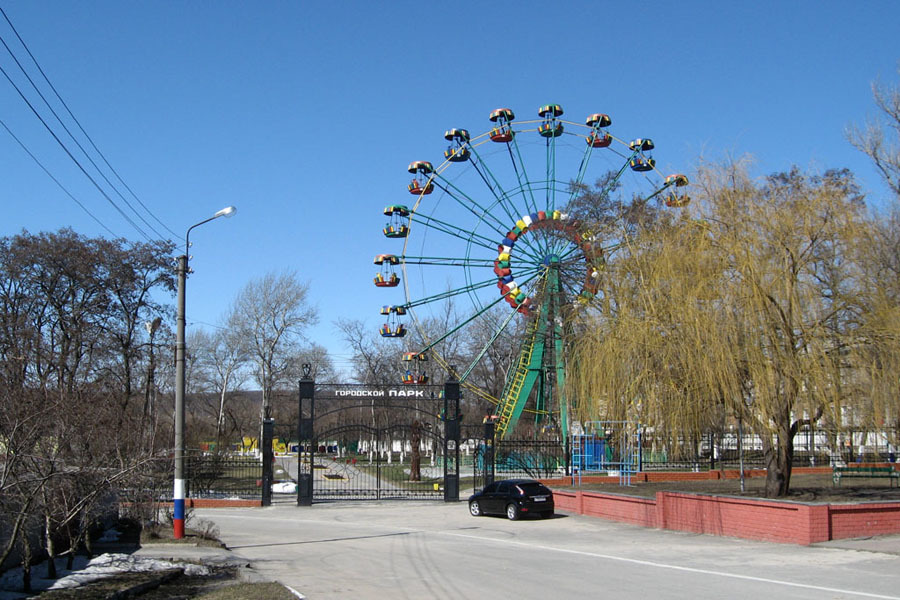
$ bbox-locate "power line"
[0,60,154,241]
[0,116,118,236]
[0,27,160,239]
[0,6,179,240]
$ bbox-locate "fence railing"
[116,427,898,502]
[186,454,263,498]
[116,453,265,502]
[579,427,899,474]
[472,428,899,488]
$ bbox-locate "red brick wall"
[657,492,829,544]
[550,488,900,545]
[582,492,658,527]
[552,490,579,512]
[829,503,900,539]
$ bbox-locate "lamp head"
[214,206,237,218]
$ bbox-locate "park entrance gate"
[294,376,461,504]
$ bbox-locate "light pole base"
[173,478,186,539]
[173,513,185,539]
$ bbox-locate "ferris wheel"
[374,104,688,440]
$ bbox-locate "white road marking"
[441,531,900,600]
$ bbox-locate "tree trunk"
[763,423,794,497]
[217,370,230,440]
[21,534,32,593]
[410,420,422,482]
[45,513,57,579]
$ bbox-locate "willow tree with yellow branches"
[846,67,900,443]
[570,160,876,497]
[848,209,900,443]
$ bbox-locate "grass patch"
[195,581,298,599]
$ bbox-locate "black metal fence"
[116,454,265,503]
[465,430,569,491]
[120,427,897,504]
[640,428,899,471]
[186,454,263,498]
[465,427,900,491]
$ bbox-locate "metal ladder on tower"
[494,315,542,438]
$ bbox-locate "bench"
[833,466,899,487]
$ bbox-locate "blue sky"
[1,1,899,377]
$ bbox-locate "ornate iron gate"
[296,377,459,503]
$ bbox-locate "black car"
[468,479,554,520]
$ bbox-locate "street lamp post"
[173,205,236,539]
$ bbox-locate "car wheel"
[469,500,483,517]
[541,510,554,519]
[506,503,520,521]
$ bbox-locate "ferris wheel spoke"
[409,212,500,252]
[459,289,534,383]
[572,151,636,209]
[506,232,549,266]
[468,139,540,222]
[496,200,569,263]
[545,135,557,213]
[571,139,600,195]
[507,138,540,216]
[415,290,517,356]
[430,176,514,235]
[536,224,572,259]
[537,105,565,215]
[644,176,682,203]
[400,255,495,268]
[403,275,512,310]
[483,108,540,218]
[464,151,527,226]
[556,242,586,263]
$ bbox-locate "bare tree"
[229,271,318,422]
[285,342,334,382]
[847,65,900,197]
[0,229,174,579]
[461,307,525,414]
[189,326,250,440]
[336,318,400,384]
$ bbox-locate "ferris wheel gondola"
[373,254,400,287]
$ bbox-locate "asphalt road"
[194,501,900,600]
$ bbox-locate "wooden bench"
[833,466,899,487]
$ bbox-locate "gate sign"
[331,387,435,398]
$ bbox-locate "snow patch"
[0,552,209,598]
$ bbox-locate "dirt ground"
[564,472,900,503]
